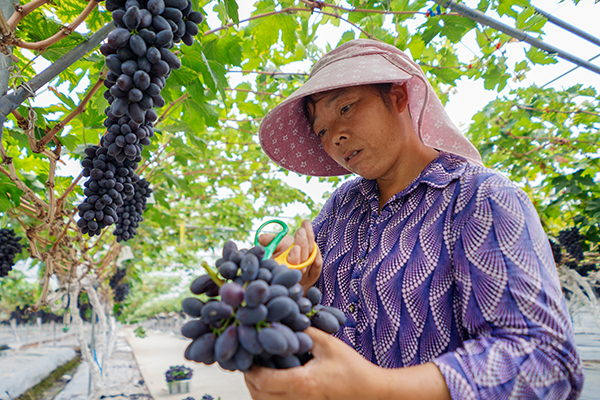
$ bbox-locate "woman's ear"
[389,83,409,113]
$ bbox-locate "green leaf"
[223,0,239,24]
[525,47,558,65]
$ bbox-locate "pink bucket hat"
[258,39,483,176]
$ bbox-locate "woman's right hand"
[257,220,322,293]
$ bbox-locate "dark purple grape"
[236,305,268,325]
[201,301,233,323]
[182,32,194,46]
[162,7,182,21]
[128,88,143,102]
[260,258,278,271]
[267,284,289,302]
[116,74,134,91]
[238,324,263,355]
[139,9,153,28]
[295,331,312,354]
[110,98,129,117]
[218,260,238,280]
[159,48,181,69]
[152,15,170,32]
[297,297,312,314]
[240,253,259,281]
[187,332,216,363]
[272,269,302,288]
[187,11,204,24]
[233,347,253,372]
[185,20,199,36]
[181,297,204,317]
[133,70,151,90]
[147,0,165,15]
[267,296,298,322]
[137,56,151,72]
[121,60,138,76]
[311,310,340,334]
[151,94,165,108]
[123,5,141,30]
[258,327,287,355]
[321,306,346,325]
[215,325,238,362]
[219,282,244,307]
[271,322,299,357]
[181,319,209,339]
[105,56,123,77]
[128,102,145,124]
[129,34,147,57]
[190,274,216,295]
[244,279,269,307]
[117,47,136,61]
[100,42,117,56]
[154,30,174,48]
[256,268,272,283]
[165,0,186,9]
[107,28,131,49]
[287,313,310,332]
[138,28,156,45]
[307,286,322,306]
[146,47,161,63]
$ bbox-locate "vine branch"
[4,0,98,51]
[7,0,49,29]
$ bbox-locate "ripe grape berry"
[0,228,23,278]
[181,241,345,371]
[109,267,127,289]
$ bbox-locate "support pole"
[431,0,600,76]
[533,6,600,49]
[0,21,115,134]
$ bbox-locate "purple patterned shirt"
[313,152,584,399]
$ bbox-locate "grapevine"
[181,241,345,371]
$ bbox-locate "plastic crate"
[167,379,190,394]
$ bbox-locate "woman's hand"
[257,220,322,292]
[244,327,382,400]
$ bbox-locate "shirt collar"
[353,151,469,209]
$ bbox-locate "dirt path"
[125,327,252,400]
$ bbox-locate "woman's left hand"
[243,327,384,400]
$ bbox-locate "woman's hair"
[304,83,393,127]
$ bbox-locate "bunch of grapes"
[165,365,193,382]
[109,267,127,289]
[114,282,130,302]
[77,146,140,236]
[180,241,345,371]
[549,239,562,265]
[558,227,584,261]
[0,228,23,278]
[77,0,203,237]
[114,178,152,242]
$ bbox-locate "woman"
[246,39,584,399]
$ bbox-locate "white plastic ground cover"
[0,346,76,400]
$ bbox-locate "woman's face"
[307,84,414,182]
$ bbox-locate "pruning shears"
[254,219,318,270]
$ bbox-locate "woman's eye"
[317,128,327,138]
[341,105,350,114]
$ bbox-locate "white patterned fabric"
[258,39,483,176]
[313,152,584,399]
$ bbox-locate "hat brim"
[259,54,412,177]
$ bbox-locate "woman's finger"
[293,227,309,263]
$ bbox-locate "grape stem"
[201,260,224,287]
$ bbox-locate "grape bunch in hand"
[181,241,345,371]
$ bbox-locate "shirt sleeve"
[433,173,585,400]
